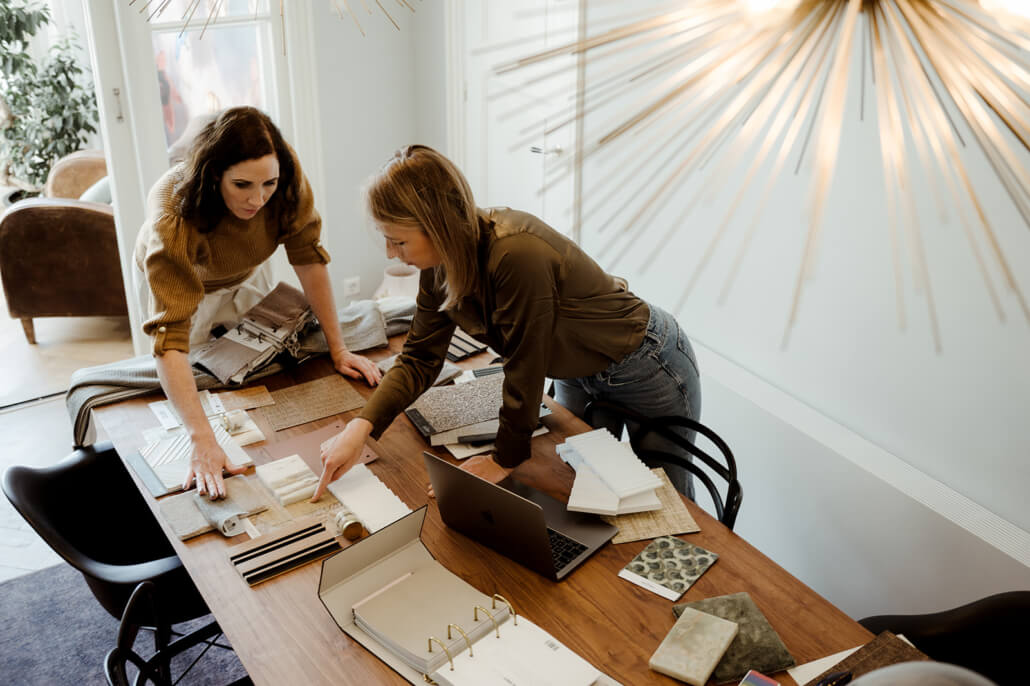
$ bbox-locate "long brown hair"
[175,106,299,233]
[365,145,480,309]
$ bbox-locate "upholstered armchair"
[0,150,127,344]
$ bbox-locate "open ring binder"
[491,594,518,626]
[426,637,454,671]
[473,606,501,638]
[446,624,473,657]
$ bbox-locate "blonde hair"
[366,145,480,310]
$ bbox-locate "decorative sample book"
[192,281,314,384]
[801,631,930,686]
[256,454,320,505]
[131,422,253,497]
[318,507,603,686]
[259,374,365,432]
[566,461,661,516]
[446,328,489,362]
[602,468,701,544]
[619,536,718,601]
[673,592,796,684]
[649,607,739,686]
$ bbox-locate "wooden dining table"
[93,341,871,686]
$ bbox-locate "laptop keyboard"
[547,528,588,571]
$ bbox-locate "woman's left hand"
[331,348,382,386]
[427,454,514,497]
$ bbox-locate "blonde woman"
[136,107,381,499]
[312,145,700,501]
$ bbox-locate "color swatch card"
[619,536,718,601]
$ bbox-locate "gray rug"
[0,563,249,685]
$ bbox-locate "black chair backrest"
[1,442,182,618]
[583,400,743,530]
[859,590,1030,686]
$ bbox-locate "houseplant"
[0,0,98,199]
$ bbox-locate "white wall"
[308,7,422,301]
[465,2,1030,617]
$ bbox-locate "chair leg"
[21,318,36,344]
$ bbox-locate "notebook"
[318,507,603,685]
[649,607,739,686]
[619,536,718,600]
[673,592,795,683]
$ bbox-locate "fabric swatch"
[673,591,795,684]
[260,374,365,431]
[619,536,718,600]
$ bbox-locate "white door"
[459,0,579,235]
[83,0,294,353]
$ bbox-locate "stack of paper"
[557,429,662,516]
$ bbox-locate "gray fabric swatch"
[673,591,795,684]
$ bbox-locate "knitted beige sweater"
[134,162,328,355]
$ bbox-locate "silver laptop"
[423,452,617,580]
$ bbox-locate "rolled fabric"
[192,492,248,537]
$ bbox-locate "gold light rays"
[127,0,418,41]
[497,0,1030,350]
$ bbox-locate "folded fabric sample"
[158,474,270,540]
[446,328,488,361]
[673,592,795,684]
[192,282,313,384]
[256,454,320,505]
[135,422,253,496]
[802,631,929,686]
[619,536,718,601]
[566,461,661,516]
[650,607,739,686]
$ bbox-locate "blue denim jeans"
[553,304,701,497]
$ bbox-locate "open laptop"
[423,452,617,581]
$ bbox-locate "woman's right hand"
[185,436,247,499]
[312,418,374,502]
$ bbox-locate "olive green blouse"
[359,207,650,468]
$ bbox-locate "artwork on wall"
[496,0,1030,349]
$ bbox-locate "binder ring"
[491,594,518,626]
[427,636,454,671]
[473,605,501,638]
[447,623,473,657]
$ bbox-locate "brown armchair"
[0,197,128,344]
[43,149,108,199]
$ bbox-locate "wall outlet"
[343,276,361,297]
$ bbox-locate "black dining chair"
[1,441,232,685]
[582,399,743,530]
[858,590,1030,686]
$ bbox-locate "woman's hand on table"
[185,437,246,499]
[427,454,514,498]
[312,418,374,501]
[331,347,382,387]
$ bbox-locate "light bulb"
[739,0,802,16]
[980,0,1030,19]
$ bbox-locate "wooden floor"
[0,286,134,582]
